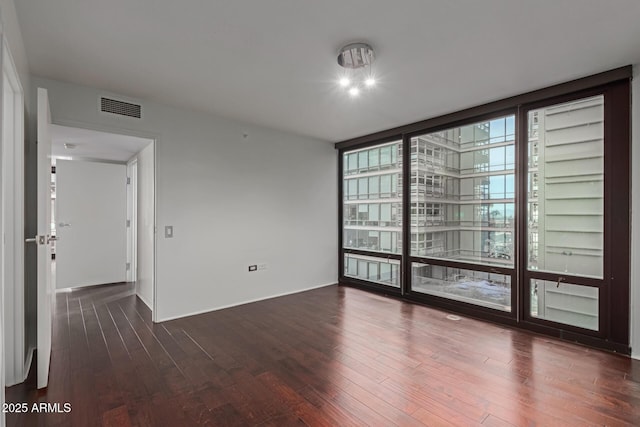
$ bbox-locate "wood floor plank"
[296,385,366,427]
[6,283,640,426]
[102,405,132,427]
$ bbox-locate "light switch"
[165,226,173,238]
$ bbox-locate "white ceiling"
[51,124,152,162]
[16,1,640,142]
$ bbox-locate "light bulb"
[365,77,376,87]
[339,77,350,87]
[349,87,360,97]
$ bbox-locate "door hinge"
[126,219,131,228]
[126,177,131,185]
[126,262,131,271]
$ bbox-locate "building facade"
[343,97,602,326]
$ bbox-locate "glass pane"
[369,263,378,280]
[369,176,379,197]
[380,147,391,165]
[358,151,368,170]
[369,149,379,167]
[380,204,391,222]
[412,263,511,311]
[527,96,604,278]
[358,178,368,199]
[347,180,356,200]
[410,116,515,266]
[346,153,358,173]
[343,141,402,255]
[489,118,505,144]
[489,147,505,171]
[370,204,379,221]
[380,232,391,251]
[344,254,400,288]
[347,257,357,275]
[380,175,391,195]
[530,279,598,331]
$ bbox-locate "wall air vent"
[100,97,142,119]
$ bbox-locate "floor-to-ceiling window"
[342,141,402,288]
[409,115,515,312]
[337,67,631,352]
[526,96,603,331]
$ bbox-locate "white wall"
[0,0,29,99]
[632,65,640,360]
[136,143,154,309]
[56,160,127,288]
[31,77,338,321]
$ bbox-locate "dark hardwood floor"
[6,283,640,426]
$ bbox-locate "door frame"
[1,35,26,386]
[126,158,138,283]
[52,119,157,321]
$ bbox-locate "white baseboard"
[55,280,129,293]
[155,281,337,323]
[136,292,152,311]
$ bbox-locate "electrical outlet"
[248,265,257,272]
[258,263,268,270]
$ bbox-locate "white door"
[35,88,53,389]
[56,160,127,289]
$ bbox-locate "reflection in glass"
[412,263,511,311]
[530,279,598,331]
[527,96,604,278]
[409,116,515,267]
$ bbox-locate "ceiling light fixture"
[337,42,376,97]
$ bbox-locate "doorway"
[50,125,154,309]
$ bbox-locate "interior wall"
[30,76,338,322]
[632,65,639,360]
[136,142,154,309]
[0,0,29,98]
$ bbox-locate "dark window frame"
[339,136,404,296]
[336,66,631,353]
